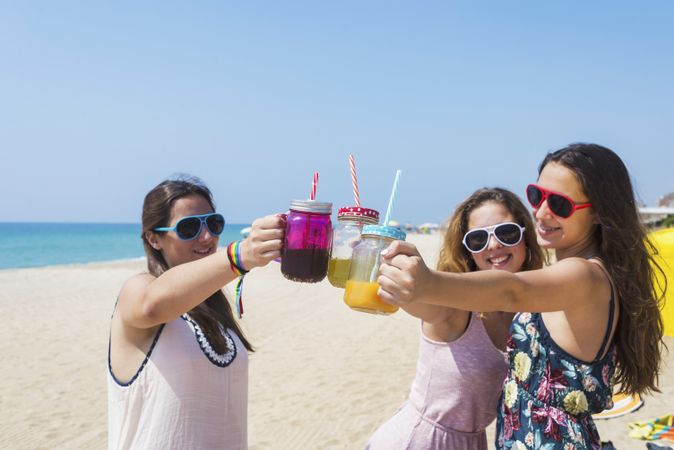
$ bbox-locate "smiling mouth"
[488,254,512,265]
[193,247,214,256]
[538,223,561,234]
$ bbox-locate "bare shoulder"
[548,257,612,304]
[509,257,608,313]
[115,273,156,319]
[552,256,599,274]
[558,257,610,286]
[523,257,601,286]
[111,273,162,377]
[119,273,155,299]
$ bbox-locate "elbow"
[502,280,524,313]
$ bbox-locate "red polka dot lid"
[337,206,380,221]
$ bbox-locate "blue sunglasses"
[154,213,225,241]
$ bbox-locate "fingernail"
[381,246,390,256]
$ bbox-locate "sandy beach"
[0,233,672,449]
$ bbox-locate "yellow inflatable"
[650,227,674,337]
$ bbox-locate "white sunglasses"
[462,222,525,253]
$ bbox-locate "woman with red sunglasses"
[376,143,666,449]
[367,188,545,450]
[108,175,285,450]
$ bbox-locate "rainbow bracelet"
[226,241,249,276]
[226,241,249,318]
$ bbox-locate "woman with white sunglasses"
[367,187,545,450]
[108,175,285,450]
[377,144,666,449]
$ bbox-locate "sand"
[0,234,671,449]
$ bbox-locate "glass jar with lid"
[327,206,379,288]
[281,199,333,283]
[343,224,406,314]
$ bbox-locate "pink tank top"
[409,312,509,431]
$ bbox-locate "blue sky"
[2,2,673,224]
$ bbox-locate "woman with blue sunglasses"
[376,144,666,449]
[108,175,285,450]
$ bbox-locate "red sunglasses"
[526,184,592,218]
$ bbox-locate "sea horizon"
[0,222,251,271]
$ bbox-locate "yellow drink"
[343,280,398,315]
[328,258,352,288]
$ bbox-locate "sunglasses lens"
[176,217,202,240]
[465,230,489,252]
[548,194,573,218]
[206,214,225,235]
[526,185,543,207]
[495,223,522,245]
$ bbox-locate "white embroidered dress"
[108,315,248,450]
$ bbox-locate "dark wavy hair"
[437,187,545,274]
[141,175,252,353]
[540,143,666,395]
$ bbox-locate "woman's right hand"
[377,240,432,306]
[239,214,286,270]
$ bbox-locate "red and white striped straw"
[348,154,360,207]
[310,172,318,200]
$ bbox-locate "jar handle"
[273,212,289,263]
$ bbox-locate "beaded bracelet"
[226,241,249,318]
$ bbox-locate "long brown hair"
[141,175,253,353]
[540,143,666,395]
[437,187,545,274]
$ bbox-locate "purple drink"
[281,200,332,283]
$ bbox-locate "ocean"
[0,222,250,270]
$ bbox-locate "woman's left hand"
[377,240,432,306]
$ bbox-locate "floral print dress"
[495,307,617,450]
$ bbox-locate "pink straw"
[310,172,318,200]
[348,154,360,207]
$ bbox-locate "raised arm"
[378,241,607,314]
[387,242,470,341]
[118,214,285,329]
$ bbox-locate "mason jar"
[281,200,333,283]
[327,206,380,288]
[343,225,406,314]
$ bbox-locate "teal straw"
[370,169,402,282]
[383,170,401,226]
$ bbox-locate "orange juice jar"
[343,225,406,314]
